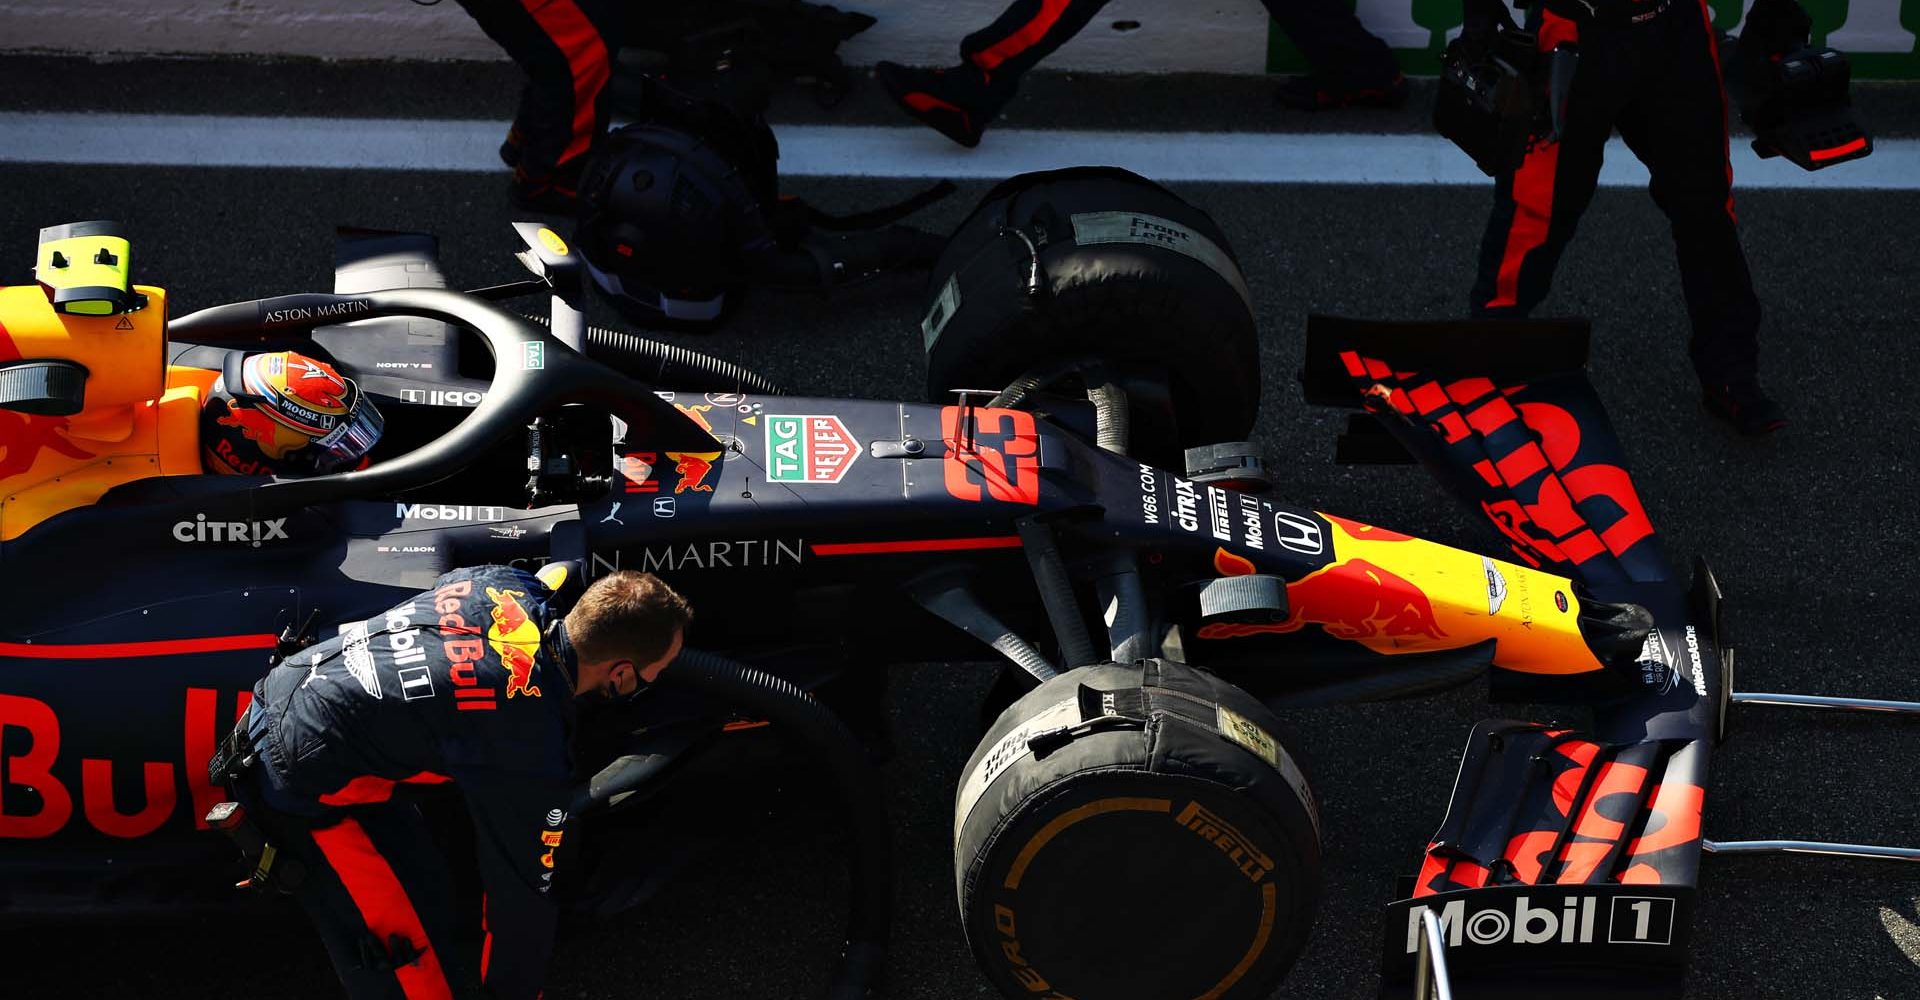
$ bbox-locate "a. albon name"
[265,300,372,323]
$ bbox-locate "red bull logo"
[485,587,542,699]
[0,323,93,484]
[0,410,92,481]
[668,451,721,493]
[1280,558,1448,646]
[215,401,309,459]
[1206,509,1601,676]
[1200,557,1448,651]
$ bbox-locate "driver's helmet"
[200,350,383,477]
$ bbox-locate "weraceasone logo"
[1682,625,1709,697]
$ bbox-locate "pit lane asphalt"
[1,63,1917,1000]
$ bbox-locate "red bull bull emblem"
[1281,558,1448,644]
[1199,557,1449,650]
[215,401,309,459]
[0,327,94,484]
[485,586,543,699]
[668,451,722,493]
[0,410,92,481]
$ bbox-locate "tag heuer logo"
[765,414,860,485]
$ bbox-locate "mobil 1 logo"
[1384,885,1691,983]
[400,388,485,407]
[395,503,505,523]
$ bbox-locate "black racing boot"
[1274,72,1409,111]
[499,124,525,169]
[876,61,999,148]
[1703,378,1788,435]
[507,162,583,215]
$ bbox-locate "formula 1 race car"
[4,174,1913,1000]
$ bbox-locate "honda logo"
[1273,510,1323,555]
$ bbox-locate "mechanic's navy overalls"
[235,566,577,1000]
[453,0,626,192]
[1470,0,1763,386]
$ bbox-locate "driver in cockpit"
[199,350,386,477]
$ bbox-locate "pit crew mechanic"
[217,567,691,999]
[876,0,1406,148]
[451,0,623,212]
[1468,0,1788,435]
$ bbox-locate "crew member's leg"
[1258,0,1407,110]
[1617,2,1782,433]
[254,803,469,1000]
[1470,13,1618,316]
[454,0,620,210]
[877,0,1111,147]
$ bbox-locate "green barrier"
[1268,0,1920,78]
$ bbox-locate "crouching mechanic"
[216,565,691,999]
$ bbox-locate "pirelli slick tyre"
[953,659,1322,1000]
[920,167,1260,450]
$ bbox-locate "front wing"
[1301,315,1728,997]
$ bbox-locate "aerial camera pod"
[0,223,198,542]
[954,659,1323,1000]
[1,222,161,417]
[921,167,1262,451]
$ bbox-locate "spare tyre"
[954,658,1321,1000]
[921,167,1260,451]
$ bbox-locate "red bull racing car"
[3,213,1913,1000]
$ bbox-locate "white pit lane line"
[2,112,1917,189]
[1882,900,1920,969]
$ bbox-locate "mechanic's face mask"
[582,662,645,706]
[578,672,619,706]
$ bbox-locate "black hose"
[518,312,784,395]
[987,356,1097,410]
[1093,551,1153,664]
[805,180,957,231]
[1002,226,1044,305]
[663,649,890,999]
[754,226,949,292]
[1014,517,1101,671]
[986,371,1048,410]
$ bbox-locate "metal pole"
[1415,908,1454,1000]
[1704,839,1920,863]
[1729,692,1920,715]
